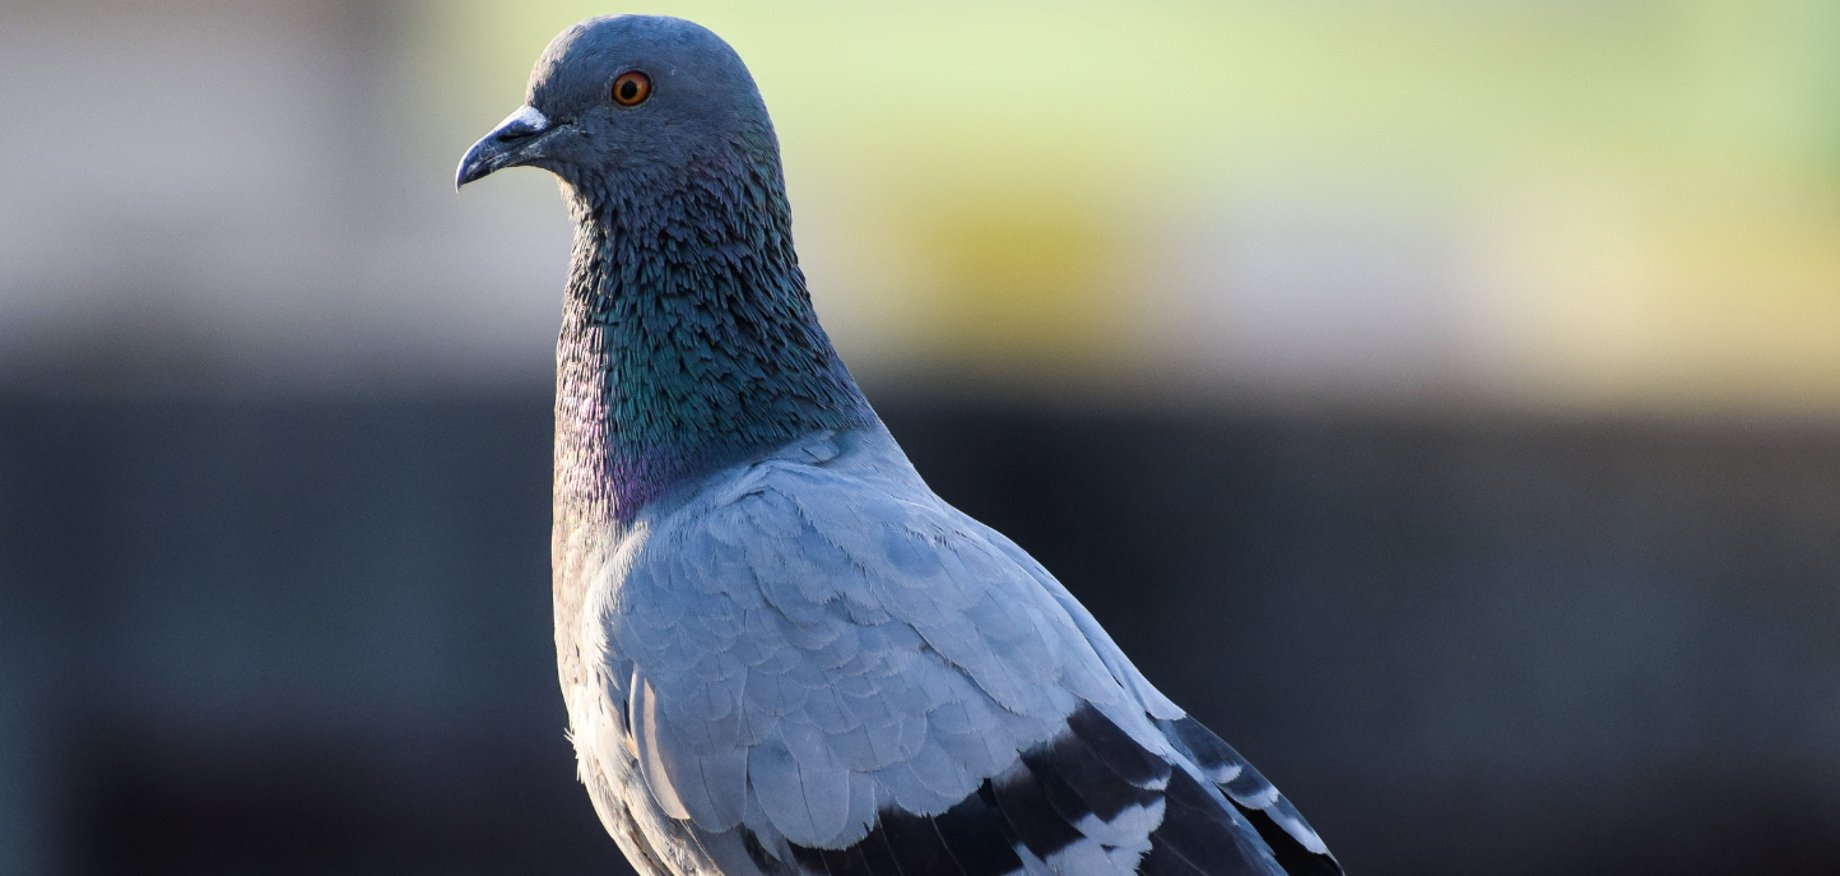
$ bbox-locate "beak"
[456,105,554,190]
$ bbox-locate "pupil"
[621,81,637,100]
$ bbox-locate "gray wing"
[604,431,1338,875]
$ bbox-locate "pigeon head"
[456,15,774,195]
[456,16,869,519]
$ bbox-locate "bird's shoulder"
[620,424,1076,648]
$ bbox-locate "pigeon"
[457,15,1340,876]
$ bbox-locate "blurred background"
[3,1,1838,873]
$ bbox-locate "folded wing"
[604,432,1338,875]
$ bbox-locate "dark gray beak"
[456,105,553,190]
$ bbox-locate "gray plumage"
[457,15,1339,876]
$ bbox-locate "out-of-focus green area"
[422,0,1840,414]
[0,1,1833,412]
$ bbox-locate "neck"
[554,146,871,525]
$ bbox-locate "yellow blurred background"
[4,1,1835,416]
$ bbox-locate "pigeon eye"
[611,71,652,106]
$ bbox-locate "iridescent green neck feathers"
[556,137,871,522]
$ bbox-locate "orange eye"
[611,71,652,106]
